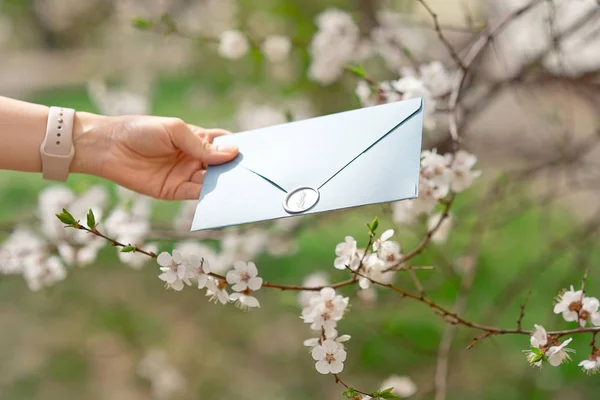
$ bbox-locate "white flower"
[421,149,453,198]
[218,29,249,59]
[311,339,347,374]
[553,286,600,326]
[157,251,191,291]
[390,76,436,130]
[185,253,211,289]
[419,61,453,98]
[358,287,378,306]
[356,80,373,107]
[579,354,600,374]
[205,278,229,305]
[301,287,349,332]
[22,255,67,291]
[530,324,547,348]
[449,150,481,193]
[380,375,417,398]
[261,35,292,62]
[226,261,262,292]
[358,253,395,289]
[298,272,329,307]
[427,213,453,244]
[547,338,575,367]
[229,292,260,310]
[373,229,402,267]
[372,229,394,252]
[334,236,362,271]
[308,9,359,85]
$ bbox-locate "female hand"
[72,113,239,200]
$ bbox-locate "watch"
[40,106,76,182]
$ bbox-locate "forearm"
[0,96,107,175]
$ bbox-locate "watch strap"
[40,107,75,182]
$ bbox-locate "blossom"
[421,149,453,198]
[301,287,349,332]
[185,254,211,289]
[530,324,547,348]
[22,255,67,291]
[261,35,292,62]
[334,236,362,271]
[298,272,329,307]
[579,353,600,374]
[524,325,574,368]
[553,286,600,326]
[311,339,346,374]
[157,251,191,291]
[218,29,249,59]
[57,242,103,267]
[373,229,402,267]
[547,338,575,367]
[137,349,186,400]
[380,375,417,398]
[229,292,260,310]
[359,253,395,289]
[205,278,229,305]
[448,150,481,193]
[226,261,262,292]
[419,61,453,98]
[88,80,150,116]
[427,213,453,244]
[308,9,359,85]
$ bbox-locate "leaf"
[402,47,412,57]
[347,64,366,79]
[86,209,96,229]
[367,216,379,235]
[121,246,136,253]
[376,387,400,399]
[132,17,153,30]
[55,208,77,226]
[342,387,358,398]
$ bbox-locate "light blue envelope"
[191,97,423,231]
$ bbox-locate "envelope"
[191,97,423,231]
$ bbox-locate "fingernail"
[217,144,238,152]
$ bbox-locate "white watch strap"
[40,107,75,182]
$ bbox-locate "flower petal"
[248,277,263,291]
[246,262,258,276]
[156,252,172,267]
[311,346,325,361]
[322,339,338,353]
[380,229,394,241]
[315,360,331,374]
[170,280,184,291]
[329,360,344,374]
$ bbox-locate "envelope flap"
[211,98,422,192]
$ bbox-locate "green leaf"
[121,246,136,253]
[132,17,153,30]
[55,208,77,226]
[367,216,379,235]
[347,64,366,79]
[284,109,294,123]
[86,209,96,230]
[376,388,400,399]
[402,47,412,57]
[342,387,358,398]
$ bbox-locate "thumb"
[165,118,238,164]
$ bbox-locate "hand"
[71,113,238,200]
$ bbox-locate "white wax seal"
[282,187,320,214]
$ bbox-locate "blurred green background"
[1,0,600,399]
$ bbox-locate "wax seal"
[282,187,320,213]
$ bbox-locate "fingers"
[166,119,238,165]
[188,125,231,141]
[190,169,206,184]
[173,182,203,200]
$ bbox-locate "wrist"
[70,111,111,176]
